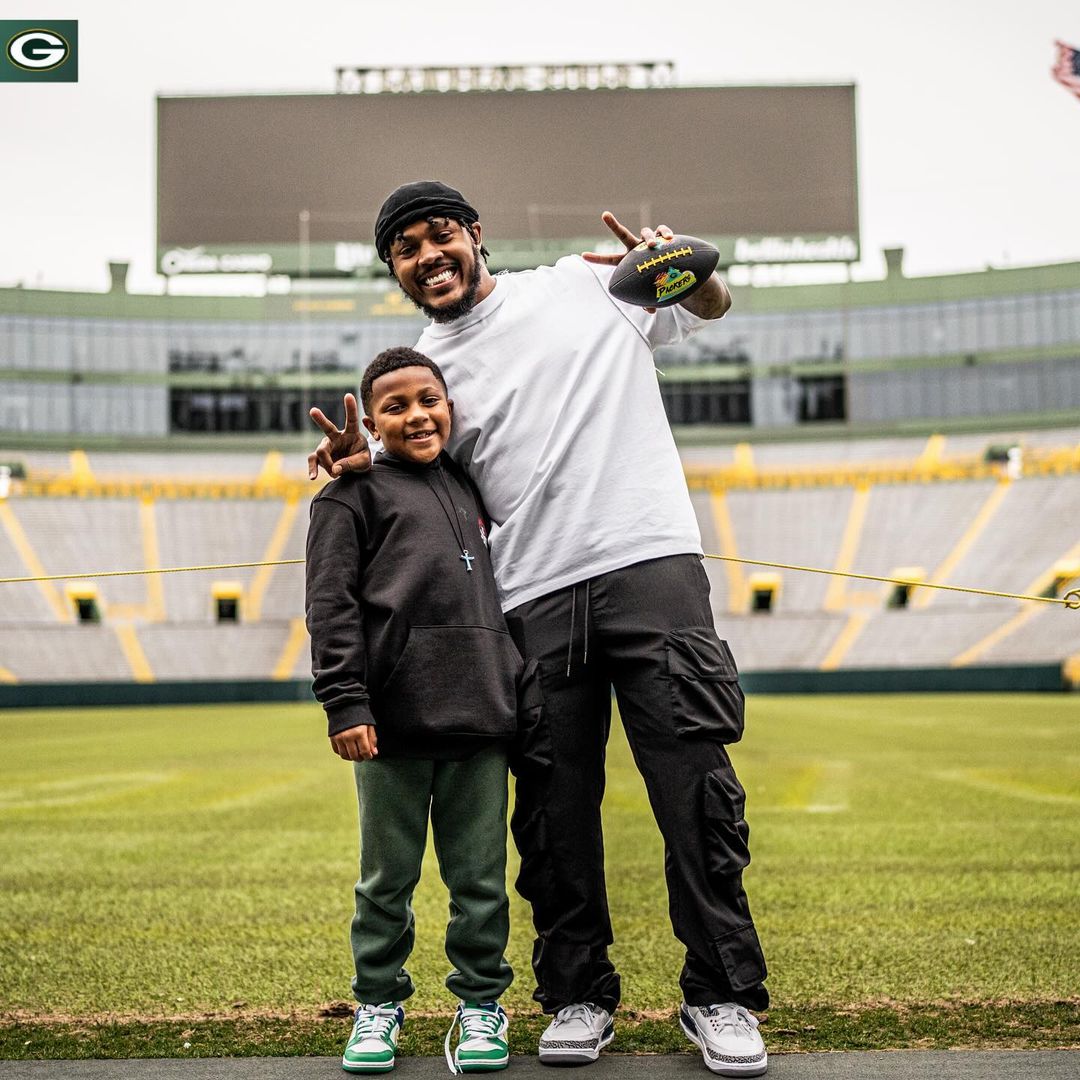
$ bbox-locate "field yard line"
[823,484,872,612]
[0,770,173,808]
[912,479,1011,609]
[935,768,1080,805]
[770,759,851,813]
[709,491,747,613]
[0,503,71,622]
[200,773,310,811]
[246,495,301,622]
[272,617,309,680]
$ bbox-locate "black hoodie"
[305,451,521,759]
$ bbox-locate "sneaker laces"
[444,1003,502,1075]
[700,1003,759,1037]
[351,1003,399,1042]
[553,1002,600,1027]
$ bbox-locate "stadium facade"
[1,255,1078,438]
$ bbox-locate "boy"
[306,346,520,1074]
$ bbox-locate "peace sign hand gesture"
[582,210,731,320]
[307,393,373,480]
[581,210,675,266]
[582,211,676,313]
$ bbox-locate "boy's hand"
[330,724,378,761]
[308,393,372,480]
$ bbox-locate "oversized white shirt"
[414,255,708,611]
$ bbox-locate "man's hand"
[582,210,731,321]
[330,723,378,761]
[308,393,373,480]
[582,211,673,268]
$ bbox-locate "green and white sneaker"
[443,1001,509,1073]
[342,1003,405,1073]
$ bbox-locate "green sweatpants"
[350,746,513,1004]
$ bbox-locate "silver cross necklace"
[425,465,475,572]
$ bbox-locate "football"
[607,234,720,308]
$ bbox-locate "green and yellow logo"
[1,21,77,81]
[654,265,697,302]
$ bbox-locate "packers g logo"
[0,21,77,80]
[7,28,69,70]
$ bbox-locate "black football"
[607,234,720,308]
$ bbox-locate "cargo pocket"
[510,657,551,781]
[703,766,765,991]
[666,627,745,743]
[710,924,768,994]
[703,766,751,878]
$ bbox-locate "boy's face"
[362,365,452,465]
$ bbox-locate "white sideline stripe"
[935,769,1080,805]
[0,771,173,809]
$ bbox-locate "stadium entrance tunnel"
[887,567,925,609]
[749,573,780,613]
[65,583,102,623]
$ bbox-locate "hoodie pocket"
[380,625,520,739]
[665,627,745,743]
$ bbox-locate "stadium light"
[333,62,676,95]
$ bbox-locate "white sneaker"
[444,1001,510,1073]
[679,1003,767,1076]
[538,1002,614,1065]
[341,1002,405,1073]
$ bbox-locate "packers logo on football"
[654,266,697,302]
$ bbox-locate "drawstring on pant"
[566,585,576,677]
[583,582,589,665]
[566,581,591,677]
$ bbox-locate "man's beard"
[402,244,484,324]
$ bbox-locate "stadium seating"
[1,432,1079,685]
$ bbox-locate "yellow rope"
[1,555,1077,610]
[0,560,305,584]
[702,555,1080,610]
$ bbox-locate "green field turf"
[1,694,1077,1045]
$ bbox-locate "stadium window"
[169,386,357,434]
[796,375,846,422]
[659,380,751,426]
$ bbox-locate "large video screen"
[157,85,858,273]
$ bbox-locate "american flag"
[1051,39,1080,101]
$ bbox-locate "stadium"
[2,53,1078,1074]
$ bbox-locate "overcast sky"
[3,0,1078,293]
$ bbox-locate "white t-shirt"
[415,255,709,611]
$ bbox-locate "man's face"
[388,217,484,323]
[362,366,453,465]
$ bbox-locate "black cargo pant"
[505,554,768,1016]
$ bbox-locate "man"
[309,180,769,1077]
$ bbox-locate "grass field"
[1,694,1078,1057]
